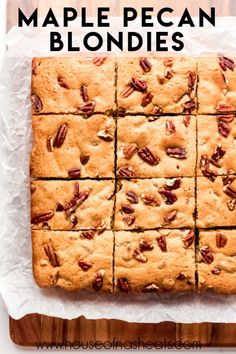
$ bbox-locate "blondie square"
[31,180,115,231]
[31,57,116,114]
[31,115,115,178]
[197,175,236,228]
[117,56,197,115]
[198,229,236,294]
[198,55,236,114]
[114,229,195,293]
[32,230,113,292]
[117,115,196,178]
[197,115,236,176]
[114,178,195,230]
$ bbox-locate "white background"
[0,0,234,352]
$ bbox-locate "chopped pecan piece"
[165,69,173,80]
[123,143,137,159]
[227,199,236,211]
[80,230,96,240]
[200,246,214,264]
[200,154,217,182]
[157,235,167,252]
[31,210,54,225]
[222,173,236,186]
[139,239,154,251]
[159,188,177,205]
[182,100,196,113]
[56,203,64,212]
[121,204,134,214]
[78,102,95,115]
[223,184,236,199]
[182,230,194,248]
[166,147,187,160]
[117,166,135,178]
[80,155,90,166]
[141,92,153,107]
[97,130,113,141]
[211,267,221,275]
[74,182,80,197]
[141,193,160,207]
[68,168,81,178]
[219,115,235,123]
[183,115,191,127]
[217,104,235,113]
[142,283,159,292]
[138,147,160,165]
[188,72,197,94]
[218,120,231,138]
[216,233,227,248]
[123,215,135,226]
[121,85,135,98]
[117,278,130,292]
[70,214,78,227]
[219,55,235,71]
[163,210,177,225]
[44,244,59,267]
[152,105,163,115]
[131,77,147,92]
[92,274,104,291]
[64,191,89,215]
[80,85,89,102]
[165,178,181,190]
[133,248,147,263]
[139,57,152,72]
[31,95,43,113]
[164,58,173,67]
[176,272,186,281]
[53,123,68,148]
[58,76,69,89]
[92,56,107,66]
[46,136,53,152]
[125,191,139,204]
[78,261,92,271]
[165,120,176,134]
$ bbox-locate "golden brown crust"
[32,230,113,292]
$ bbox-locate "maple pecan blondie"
[114,178,195,230]
[198,55,236,114]
[117,115,196,178]
[197,115,236,176]
[31,180,115,231]
[31,114,115,178]
[114,229,195,293]
[198,229,236,294]
[31,56,116,115]
[32,230,113,292]
[197,175,236,228]
[117,56,197,115]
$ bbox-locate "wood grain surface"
[7,0,236,348]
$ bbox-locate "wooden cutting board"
[7,0,236,347]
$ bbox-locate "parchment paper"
[1,17,236,321]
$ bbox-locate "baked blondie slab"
[31,114,115,178]
[198,229,236,294]
[114,229,195,293]
[31,180,115,231]
[32,230,113,292]
[117,115,196,178]
[198,55,236,114]
[197,115,236,176]
[31,57,116,115]
[114,178,195,230]
[117,56,197,115]
[196,175,236,228]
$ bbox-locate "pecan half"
[142,283,160,292]
[139,58,152,72]
[166,147,187,159]
[58,76,69,89]
[218,120,231,138]
[139,239,154,251]
[68,168,81,178]
[31,95,43,113]
[44,244,59,267]
[165,120,176,134]
[117,166,135,178]
[183,115,191,127]
[97,130,113,141]
[64,191,89,215]
[182,230,194,248]
[223,184,236,199]
[131,77,147,92]
[53,124,68,148]
[117,278,130,292]
[218,115,235,123]
[80,85,89,102]
[227,199,236,211]
[138,147,160,165]
[80,230,96,240]
[200,154,217,182]
[222,173,236,186]
[31,210,54,225]
[159,188,177,205]
[80,155,90,165]
[141,193,160,207]
[217,104,235,113]
[78,102,95,115]
[157,235,167,252]
[78,261,92,271]
[141,92,153,107]
[121,204,134,214]
[92,56,107,66]
[121,85,135,98]
[219,55,235,71]
[123,143,137,159]
[200,246,214,264]
[216,233,227,248]
[133,248,147,263]
[163,210,177,225]
[123,215,135,226]
[125,191,139,204]
[165,178,181,190]
[92,275,103,291]
[210,144,226,167]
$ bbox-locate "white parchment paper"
[1,17,236,322]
